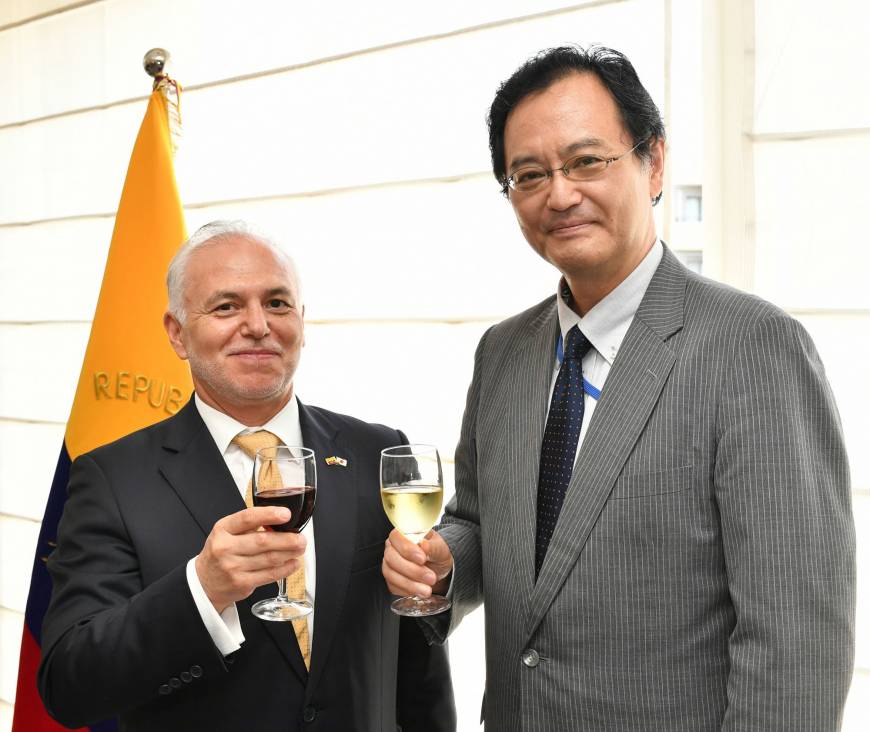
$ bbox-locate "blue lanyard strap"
[556,331,601,400]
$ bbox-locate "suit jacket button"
[180,671,192,683]
[158,684,172,695]
[521,648,540,668]
[190,665,203,678]
[169,677,182,689]
[303,705,317,722]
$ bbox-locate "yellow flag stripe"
[65,88,192,460]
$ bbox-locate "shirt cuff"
[185,556,245,656]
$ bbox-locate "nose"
[241,304,270,339]
[546,171,583,211]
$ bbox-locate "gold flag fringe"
[153,75,182,156]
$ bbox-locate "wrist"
[195,554,228,613]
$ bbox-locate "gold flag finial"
[143,48,170,80]
[142,48,182,154]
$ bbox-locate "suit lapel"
[158,399,245,538]
[299,402,357,694]
[158,398,309,684]
[524,248,687,637]
[501,303,561,606]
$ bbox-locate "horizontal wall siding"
[2,0,663,224]
[0,422,66,521]
[0,0,627,127]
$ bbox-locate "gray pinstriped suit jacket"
[433,247,855,730]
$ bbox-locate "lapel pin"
[325,456,348,467]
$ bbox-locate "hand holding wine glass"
[380,444,451,616]
[194,506,306,614]
[251,445,317,621]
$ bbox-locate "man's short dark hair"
[487,45,666,203]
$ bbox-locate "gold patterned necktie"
[231,430,312,669]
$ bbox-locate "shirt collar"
[194,392,303,454]
[556,239,663,365]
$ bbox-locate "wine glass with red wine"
[251,445,316,622]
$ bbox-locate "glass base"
[252,596,313,622]
[390,594,451,617]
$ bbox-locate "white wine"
[381,483,443,543]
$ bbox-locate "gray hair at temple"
[166,220,302,324]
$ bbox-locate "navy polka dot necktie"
[535,325,592,578]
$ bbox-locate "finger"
[386,529,426,563]
[220,507,292,535]
[382,559,433,598]
[238,560,303,592]
[230,529,307,557]
[223,550,303,574]
[384,540,437,586]
[418,530,451,566]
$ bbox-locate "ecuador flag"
[11,77,192,731]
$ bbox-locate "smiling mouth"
[231,350,281,359]
[548,221,594,235]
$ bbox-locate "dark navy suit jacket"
[38,398,455,731]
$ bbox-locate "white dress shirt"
[551,239,663,460]
[185,393,316,655]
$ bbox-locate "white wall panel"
[296,322,492,459]
[446,606,485,729]
[0,0,79,28]
[188,177,557,322]
[174,1,663,207]
[0,218,112,322]
[0,27,21,124]
[0,0,620,126]
[2,2,107,127]
[0,324,88,422]
[3,0,663,224]
[854,494,870,671]
[0,609,23,705]
[795,314,870,492]
[0,422,67,521]
[754,0,870,135]
[753,137,870,310]
[0,517,40,614]
[844,670,870,731]
[0,103,139,224]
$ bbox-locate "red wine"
[254,486,316,532]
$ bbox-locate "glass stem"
[276,577,288,602]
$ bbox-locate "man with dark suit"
[38,220,455,731]
[383,46,855,730]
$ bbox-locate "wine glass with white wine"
[380,444,451,616]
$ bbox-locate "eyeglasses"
[504,140,644,193]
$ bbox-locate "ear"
[647,137,666,201]
[301,304,306,348]
[163,311,189,360]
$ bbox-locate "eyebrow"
[507,136,609,172]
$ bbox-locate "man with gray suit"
[383,46,855,730]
